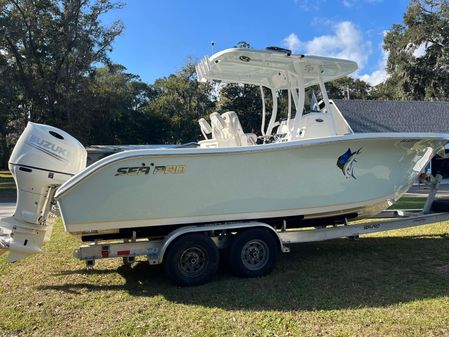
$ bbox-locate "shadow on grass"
[40,235,449,311]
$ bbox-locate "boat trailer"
[75,211,449,263]
[73,174,449,285]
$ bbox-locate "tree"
[147,63,217,144]
[0,0,124,165]
[0,0,123,140]
[0,41,28,167]
[85,64,157,145]
[369,80,399,100]
[218,84,267,134]
[326,77,372,100]
[383,0,449,100]
[0,69,18,167]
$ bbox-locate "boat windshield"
[304,89,321,114]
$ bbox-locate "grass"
[0,170,12,179]
[0,170,16,201]
[390,196,426,210]
[0,219,448,336]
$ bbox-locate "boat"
[2,47,449,263]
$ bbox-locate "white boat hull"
[55,133,447,234]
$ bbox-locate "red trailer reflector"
[117,250,130,256]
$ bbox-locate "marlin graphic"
[336,148,362,179]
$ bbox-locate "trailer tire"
[164,233,219,286]
[229,228,279,278]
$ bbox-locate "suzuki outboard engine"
[0,122,86,262]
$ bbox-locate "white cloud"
[282,21,372,71]
[282,23,391,86]
[294,0,326,12]
[342,0,382,7]
[359,38,389,86]
[359,53,388,85]
[283,33,301,52]
[295,0,383,9]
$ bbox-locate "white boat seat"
[197,112,236,148]
[277,120,289,135]
[199,111,256,148]
[198,118,212,139]
[210,112,227,140]
[221,111,256,146]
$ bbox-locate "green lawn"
[390,196,426,210]
[1,219,448,336]
[0,170,12,179]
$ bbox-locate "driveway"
[406,183,449,197]
[0,202,15,218]
[0,202,15,256]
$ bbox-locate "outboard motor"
[0,122,86,262]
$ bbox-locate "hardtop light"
[265,46,292,56]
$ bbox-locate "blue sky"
[102,0,410,85]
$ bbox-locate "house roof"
[334,99,449,133]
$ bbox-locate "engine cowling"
[1,122,86,262]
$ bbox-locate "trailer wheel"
[229,228,279,278]
[164,233,219,286]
